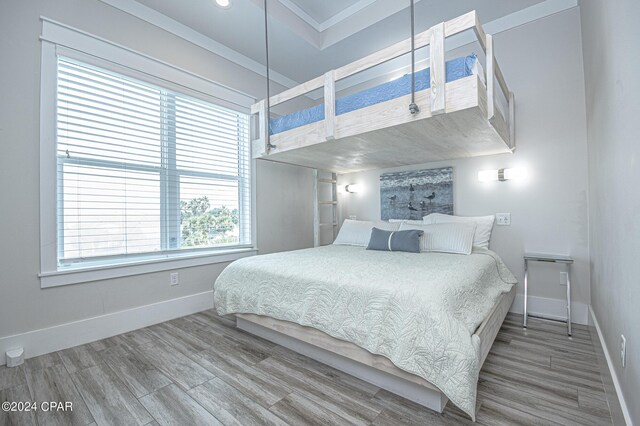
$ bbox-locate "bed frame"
[251,10,515,173]
[235,285,516,415]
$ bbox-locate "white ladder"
[313,170,338,247]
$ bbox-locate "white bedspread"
[213,245,516,419]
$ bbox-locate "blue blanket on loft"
[269,54,478,135]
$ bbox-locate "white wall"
[579,0,640,423]
[338,8,591,323]
[256,160,315,254]
[0,0,313,360]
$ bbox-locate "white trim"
[332,0,579,93]
[97,0,300,90]
[0,291,214,366]
[275,0,322,30]
[94,0,578,102]
[317,0,377,32]
[589,307,632,426]
[40,18,254,110]
[449,0,578,50]
[40,249,257,288]
[276,0,377,33]
[39,20,257,288]
[251,158,258,251]
[279,0,577,49]
[485,0,578,34]
[510,294,589,325]
[288,0,579,100]
[430,0,578,52]
[40,40,59,277]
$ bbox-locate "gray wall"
[338,9,591,319]
[579,0,640,422]
[256,160,315,254]
[0,0,313,340]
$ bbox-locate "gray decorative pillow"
[366,228,423,253]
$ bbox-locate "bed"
[213,244,517,420]
[251,10,515,173]
[270,54,484,135]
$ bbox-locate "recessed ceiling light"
[216,0,231,8]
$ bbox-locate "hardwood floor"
[0,312,616,426]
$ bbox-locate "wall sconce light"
[478,168,521,182]
[344,184,361,193]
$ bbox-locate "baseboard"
[510,294,589,325]
[0,290,213,366]
[589,307,632,426]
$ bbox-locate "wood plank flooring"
[0,312,616,426]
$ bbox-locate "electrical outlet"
[495,213,511,226]
[349,215,357,220]
[621,335,627,368]
[170,272,179,286]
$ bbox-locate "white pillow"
[423,213,495,249]
[333,220,400,246]
[373,220,402,231]
[388,219,424,225]
[333,219,372,246]
[398,222,476,255]
[422,214,436,224]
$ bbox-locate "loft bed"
[250,11,515,173]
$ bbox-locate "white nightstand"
[523,253,574,336]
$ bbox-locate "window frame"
[39,18,258,288]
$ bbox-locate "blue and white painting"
[380,167,454,221]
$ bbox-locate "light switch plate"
[559,271,568,286]
[496,213,511,226]
[621,335,627,368]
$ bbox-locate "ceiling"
[280,0,365,27]
[129,0,550,84]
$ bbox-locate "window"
[55,57,251,269]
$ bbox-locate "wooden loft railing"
[486,34,515,146]
[251,10,515,157]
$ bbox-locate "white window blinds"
[56,57,251,267]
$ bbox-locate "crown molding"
[275,0,321,30]
[317,0,378,32]
[259,0,412,50]
[276,0,378,33]
[97,0,578,101]
[324,0,579,95]
[97,0,301,90]
[484,0,577,34]
[249,0,321,48]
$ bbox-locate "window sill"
[39,247,258,288]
